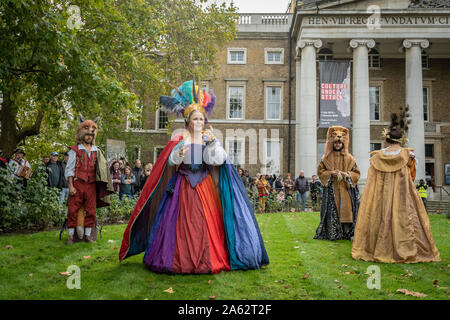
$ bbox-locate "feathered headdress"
[382,105,411,146]
[159,80,216,122]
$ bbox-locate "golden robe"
[352,148,441,263]
[318,152,360,223]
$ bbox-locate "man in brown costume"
[314,126,360,240]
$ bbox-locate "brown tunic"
[318,151,360,223]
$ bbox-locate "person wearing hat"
[46,152,66,197]
[8,148,32,186]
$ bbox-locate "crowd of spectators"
[237,168,324,213]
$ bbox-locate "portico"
[292,0,450,189]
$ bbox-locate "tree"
[0,0,237,159]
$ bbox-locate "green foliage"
[97,193,137,224]
[0,0,238,160]
[0,164,64,232]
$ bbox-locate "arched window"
[368,48,381,68]
[318,48,333,61]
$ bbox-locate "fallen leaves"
[164,287,174,294]
[396,289,427,298]
[344,270,356,275]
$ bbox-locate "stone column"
[295,39,322,179]
[403,39,429,182]
[349,39,375,191]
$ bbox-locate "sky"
[208,0,292,13]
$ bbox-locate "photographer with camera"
[416,179,428,208]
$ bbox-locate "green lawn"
[0,212,448,300]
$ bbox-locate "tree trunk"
[0,89,19,158]
[0,88,44,158]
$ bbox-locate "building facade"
[130,0,450,192]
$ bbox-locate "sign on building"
[319,61,351,128]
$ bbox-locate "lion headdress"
[76,115,99,145]
[323,126,350,158]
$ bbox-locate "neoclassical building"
[128,0,450,192]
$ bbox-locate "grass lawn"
[0,212,448,300]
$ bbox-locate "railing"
[261,15,290,25]
[436,185,450,201]
[238,14,292,25]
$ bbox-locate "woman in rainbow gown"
[119,80,269,274]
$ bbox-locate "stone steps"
[426,200,450,214]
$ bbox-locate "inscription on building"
[306,16,450,26]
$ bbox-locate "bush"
[0,164,64,232]
[97,193,137,225]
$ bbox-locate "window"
[423,87,430,122]
[266,86,281,120]
[228,86,244,119]
[318,48,333,61]
[370,143,382,152]
[264,140,281,175]
[425,144,434,158]
[226,139,243,165]
[368,48,381,68]
[422,50,429,69]
[158,109,168,129]
[227,48,246,64]
[369,86,380,121]
[265,48,284,64]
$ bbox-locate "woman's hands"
[203,125,215,143]
[178,145,189,158]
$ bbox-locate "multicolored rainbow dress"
[119,135,269,274]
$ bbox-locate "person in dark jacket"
[46,152,65,190]
[140,163,152,190]
[294,170,309,212]
[132,159,143,195]
[310,175,322,212]
[274,175,284,192]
